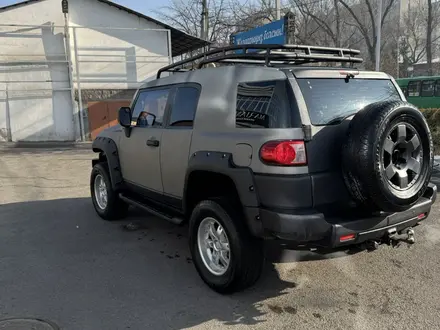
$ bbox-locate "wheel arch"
[91,136,123,191]
[183,151,262,236]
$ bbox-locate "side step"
[119,194,184,225]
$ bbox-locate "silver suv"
[90,45,437,294]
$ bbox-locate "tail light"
[339,233,356,242]
[260,140,307,166]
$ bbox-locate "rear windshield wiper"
[326,111,358,125]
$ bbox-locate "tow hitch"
[362,227,416,251]
[386,227,415,247]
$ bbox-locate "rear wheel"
[90,162,128,220]
[189,198,264,294]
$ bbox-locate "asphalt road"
[0,148,440,330]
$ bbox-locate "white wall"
[0,0,73,141]
[0,0,172,142]
[69,0,170,90]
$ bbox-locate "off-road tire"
[90,162,129,220]
[342,100,433,212]
[189,198,264,294]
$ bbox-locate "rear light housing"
[260,140,307,166]
[339,233,356,242]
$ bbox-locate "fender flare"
[183,151,262,236]
[92,137,123,190]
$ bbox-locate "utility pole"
[375,0,383,71]
[276,0,281,20]
[201,0,209,41]
[427,0,433,75]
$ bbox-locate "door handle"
[147,139,160,147]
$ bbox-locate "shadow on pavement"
[0,197,303,330]
[431,161,440,189]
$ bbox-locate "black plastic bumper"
[258,183,437,248]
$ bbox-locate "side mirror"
[118,107,132,128]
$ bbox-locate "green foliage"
[420,108,440,153]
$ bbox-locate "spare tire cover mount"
[342,100,433,212]
[382,121,423,191]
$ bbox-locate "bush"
[420,108,440,154]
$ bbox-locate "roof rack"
[156,44,363,78]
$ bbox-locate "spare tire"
[342,100,433,212]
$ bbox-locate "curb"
[0,142,92,150]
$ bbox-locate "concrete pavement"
[0,149,439,330]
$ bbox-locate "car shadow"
[1,197,336,329]
[431,161,440,190]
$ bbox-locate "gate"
[87,100,130,140]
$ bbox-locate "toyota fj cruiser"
[90,44,437,294]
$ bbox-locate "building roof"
[0,0,209,57]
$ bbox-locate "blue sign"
[231,19,286,49]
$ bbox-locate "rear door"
[291,70,403,207]
[160,84,201,208]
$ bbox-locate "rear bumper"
[257,183,437,248]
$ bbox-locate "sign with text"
[231,19,286,52]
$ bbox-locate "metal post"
[201,0,208,40]
[167,29,173,65]
[72,27,85,141]
[63,12,81,141]
[396,36,400,78]
[284,11,295,44]
[5,86,12,142]
[276,0,281,20]
[375,0,383,71]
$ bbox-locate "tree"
[154,0,231,46]
[289,0,360,48]
[338,0,399,69]
[399,0,440,76]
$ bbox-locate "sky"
[0,0,171,18]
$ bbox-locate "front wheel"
[90,162,128,220]
[189,199,264,294]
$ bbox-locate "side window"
[131,88,170,127]
[421,80,435,97]
[168,86,200,127]
[235,80,295,128]
[435,80,440,97]
[407,81,421,97]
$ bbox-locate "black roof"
[0,0,209,57]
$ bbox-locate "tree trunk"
[427,0,433,75]
[334,0,341,47]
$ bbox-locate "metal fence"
[0,23,172,142]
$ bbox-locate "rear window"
[235,80,300,128]
[297,78,402,126]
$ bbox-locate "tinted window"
[297,78,401,126]
[421,80,435,97]
[435,81,440,97]
[236,80,297,128]
[407,81,421,97]
[169,86,200,127]
[131,89,170,127]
